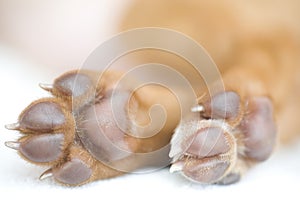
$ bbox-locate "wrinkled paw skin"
[170,91,277,185]
[5,70,129,186]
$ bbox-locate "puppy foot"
[169,91,277,184]
[5,70,131,185]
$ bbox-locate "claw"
[4,141,20,150]
[191,104,205,113]
[39,168,53,180]
[5,123,20,130]
[169,161,183,173]
[39,83,53,92]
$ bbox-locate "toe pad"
[53,159,92,186]
[240,97,277,161]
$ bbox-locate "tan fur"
[119,0,300,144]
[55,0,300,184]
[7,0,300,185]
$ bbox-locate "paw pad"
[170,91,277,185]
[40,70,98,111]
[185,127,230,158]
[16,133,64,163]
[5,98,73,165]
[18,101,66,132]
[52,158,92,186]
[5,70,134,186]
[202,91,241,120]
[240,97,277,161]
[170,120,236,184]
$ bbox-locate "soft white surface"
[0,43,300,200]
[0,0,300,198]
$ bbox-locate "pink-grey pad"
[217,173,240,185]
[240,97,277,161]
[78,90,131,162]
[183,158,230,183]
[19,101,65,132]
[177,127,231,183]
[53,158,92,185]
[54,73,93,97]
[186,127,230,158]
[203,91,240,119]
[20,133,64,163]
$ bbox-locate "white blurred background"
[0,0,130,73]
[0,1,299,199]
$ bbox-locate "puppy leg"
[170,67,277,184]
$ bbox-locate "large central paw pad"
[170,91,277,185]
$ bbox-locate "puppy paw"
[169,91,277,184]
[5,70,130,186]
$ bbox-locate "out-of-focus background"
[0,0,130,74]
[0,0,299,199]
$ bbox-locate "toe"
[6,133,65,164]
[202,91,241,120]
[5,97,75,165]
[170,120,236,184]
[42,70,98,111]
[217,172,241,185]
[53,158,92,186]
[182,158,231,183]
[185,127,231,158]
[239,96,277,161]
[16,98,69,133]
[52,71,95,98]
[22,133,64,163]
[46,146,123,186]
